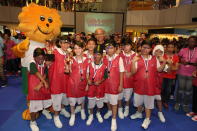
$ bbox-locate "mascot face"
[18,3,62,43]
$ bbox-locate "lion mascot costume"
[12,3,62,121]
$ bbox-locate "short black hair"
[33,48,45,57]
[87,38,97,45]
[141,40,152,47]
[74,41,85,49]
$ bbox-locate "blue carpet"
[0,76,197,131]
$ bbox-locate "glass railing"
[0,0,103,12]
[127,0,197,10]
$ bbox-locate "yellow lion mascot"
[12,3,62,121]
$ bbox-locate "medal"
[92,62,102,84]
[185,48,195,67]
[142,56,149,78]
[76,57,84,81]
[107,55,114,78]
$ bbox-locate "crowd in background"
[1,0,197,11]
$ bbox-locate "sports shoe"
[60,108,70,118]
[81,109,86,120]
[186,112,197,117]
[53,115,62,128]
[96,112,103,123]
[158,112,165,123]
[124,106,129,117]
[30,121,39,131]
[104,110,112,119]
[42,109,52,119]
[111,118,117,131]
[141,118,151,129]
[118,107,124,119]
[69,114,75,126]
[86,114,93,126]
[130,112,143,119]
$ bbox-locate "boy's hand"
[34,82,43,91]
[85,85,89,91]
[118,85,123,93]
[125,71,131,78]
[133,54,140,62]
[43,81,49,88]
[94,80,101,86]
[192,71,197,77]
[87,79,92,85]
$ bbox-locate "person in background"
[95,28,106,52]
[186,69,197,121]
[175,36,197,112]
[3,31,18,76]
[161,42,179,109]
[0,31,7,87]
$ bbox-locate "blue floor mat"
[0,76,197,131]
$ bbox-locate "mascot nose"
[46,23,49,27]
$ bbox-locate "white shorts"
[154,95,161,101]
[68,97,85,106]
[88,98,104,109]
[51,93,68,111]
[118,88,133,101]
[29,99,52,113]
[133,93,155,109]
[104,94,119,105]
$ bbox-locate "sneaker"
[60,108,70,118]
[86,114,93,126]
[1,82,7,87]
[191,115,197,121]
[81,109,86,120]
[96,112,103,123]
[104,110,112,119]
[174,103,181,111]
[158,112,165,123]
[130,112,143,119]
[183,105,190,113]
[118,107,124,119]
[75,106,81,114]
[30,121,39,131]
[124,106,129,117]
[186,112,197,117]
[141,118,151,129]
[42,109,52,119]
[170,95,174,100]
[111,118,117,131]
[69,114,75,126]
[53,115,62,128]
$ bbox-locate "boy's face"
[94,53,102,62]
[45,61,52,66]
[124,44,132,53]
[106,46,116,56]
[154,49,163,57]
[76,35,81,41]
[35,55,45,65]
[74,45,83,56]
[167,44,174,53]
[141,44,152,55]
[87,41,96,51]
[60,42,70,51]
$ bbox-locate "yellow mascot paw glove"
[12,37,30,58]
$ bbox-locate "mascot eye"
[48,17,53,23]
[40,16,45,21]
